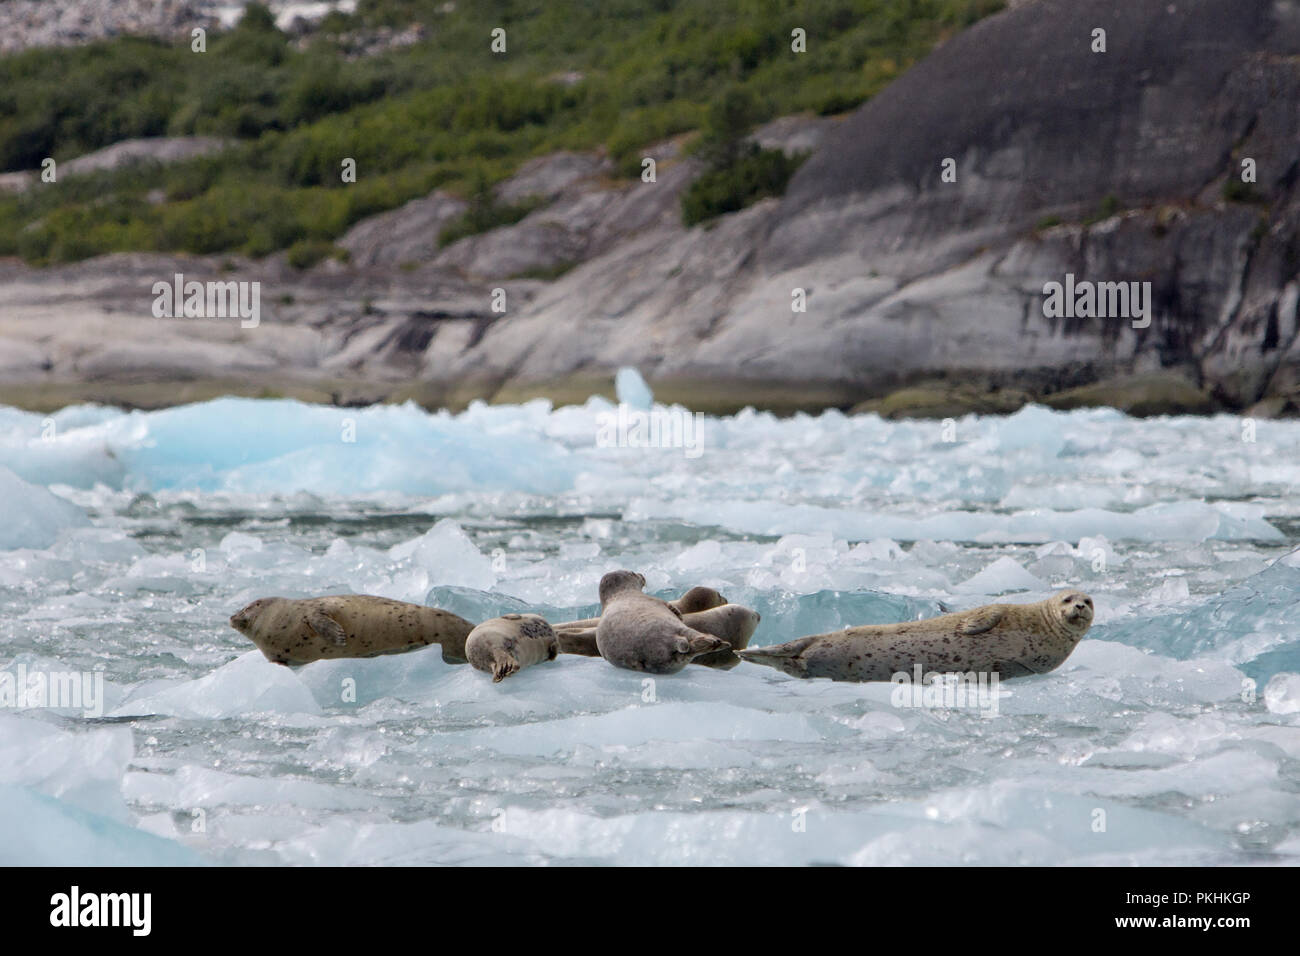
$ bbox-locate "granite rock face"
[3,0,1299,416]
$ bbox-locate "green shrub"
[1083,193,1123,226]
[682,146,805,225]
[286,239,342,269]
[1223,178,1266,205]
[437,175,545,247]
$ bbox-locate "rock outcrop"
[0,137,230,194]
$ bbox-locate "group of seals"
[588,570,732,674]
[554,581,759,669]
[229,576,1093,685]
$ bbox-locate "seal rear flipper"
[557,627,600,656]
[688,633,729,656]
[492,654,519,682]
[737,636,817,676]
[555,616,600,631]
[959,607,1004,636]
[306,611,348,646]
[739,635,817,659]
[692,650,742,670]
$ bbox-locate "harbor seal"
[558,602,760,668]
[594,570,731,674]
[229,595,475,666]
[738,590,1093,681]
[671,586,729,615]
[465,613,559,682]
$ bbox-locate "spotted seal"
[738,591,1093,681]
[465,613,559,682]
[229,595,474,666]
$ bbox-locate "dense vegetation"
[0,0,1004,264]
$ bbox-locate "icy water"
[1,382,1299,866]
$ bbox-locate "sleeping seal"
[465,613,559,682]
[229,595,474,666]
[739,590,1093,681]
[593,570,731,674]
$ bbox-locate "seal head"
[598,569,647,607]
[230,598,276,635]
[1053,590,1094,634]
[673,586,727,614]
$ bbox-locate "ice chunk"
[0,785,204,866]
[994,405,1069,455]
[1099,557,1300,681]
[614,367,654,411]
[0,466,89,549]
[1076,533,1125,568]
[955,557,1046,594]
[110,652,321,719]
[390,519,496,592]
[1264,673,1300,715]
[0,714,134,820]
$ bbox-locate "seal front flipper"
[306,610,348,646]
[958,607,1003,636]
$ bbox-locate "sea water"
[0,373,1297,865]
